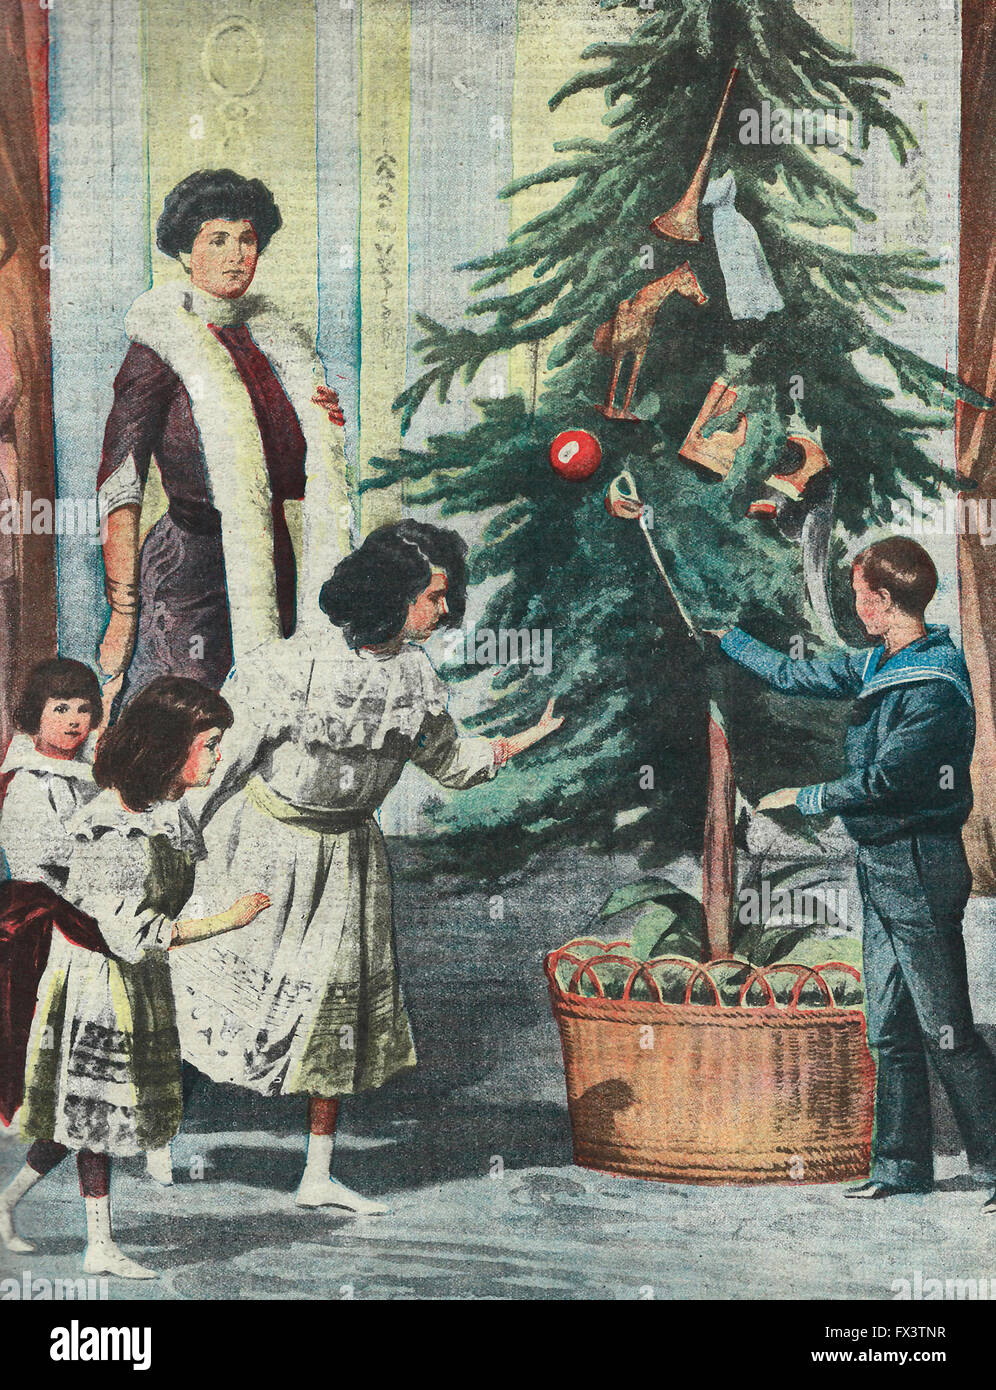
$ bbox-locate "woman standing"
[0,678,269,1276]
[172,521,563,1214]
[96,169,349,704]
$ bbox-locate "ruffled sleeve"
[410,711,500,789]
[64,834,175,964]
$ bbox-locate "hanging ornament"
[678,378,748,479]
[593,263,708,421]
[650,67,739,243]
[764,423,829,499]
[747,410,840,644]
[549,429,602,480]
[701,170,784,321]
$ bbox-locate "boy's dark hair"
[156,169,282,259]
[319,520,468,649]
[94,677,233,812]
[852,536,938,618]
[14,659,103,735]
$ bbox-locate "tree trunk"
[702,700,736,959]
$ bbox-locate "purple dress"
[97,326,308,693]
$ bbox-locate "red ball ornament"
[549,428,602,481]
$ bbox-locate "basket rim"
[545,942,863,1011]
[547,982,868,1025]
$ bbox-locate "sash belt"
[245,776,373,836]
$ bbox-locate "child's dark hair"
[94,677,233,812]
[319,520,468,648]
[852,536,938,618]
[14,659,103,736]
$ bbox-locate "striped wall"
[50,0,148,664]
[48,0,958,679]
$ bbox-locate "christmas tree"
[366,0,978,876]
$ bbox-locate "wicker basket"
[545,943,875,1184]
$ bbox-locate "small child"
[0,659,103,888]
[0,677,270,1278]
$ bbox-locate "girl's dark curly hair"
[319,520,468,649]
[14,659,103,736]
[156,169,282,259]
[94,677,233,812]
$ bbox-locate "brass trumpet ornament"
[651,67,739,244]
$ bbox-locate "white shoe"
[0,1202,34,1254]
[83,1242,158,1279]
[145,1146,174,1186]
[295,1177,389,1215]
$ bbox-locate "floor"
[4,845,996,1301]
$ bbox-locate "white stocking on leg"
[83,1195,157,1280]
[302,1131,335,1186]
[145,1145,173,1185]
[295,1098,388,1215]
[0,1164,44,1253]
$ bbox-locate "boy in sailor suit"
[714,536,996,1210]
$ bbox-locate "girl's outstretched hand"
[228,893,272,927]
[499,700,565,761]
[535,698,565,741]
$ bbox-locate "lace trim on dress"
[0,734,95,780]
[236,631,451,751]
[67,788,206,858]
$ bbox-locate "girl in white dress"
[0,677,270,1278]
[172,521,563,1214]
[0,659,104,888]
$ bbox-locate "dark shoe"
[844,1180,927,1200]
[981,1190,996,1215]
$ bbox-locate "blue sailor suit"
[720,624,996,1188]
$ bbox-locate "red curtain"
[0,0,55,753]
[958,0,996,893]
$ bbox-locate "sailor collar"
[858,625,973,706]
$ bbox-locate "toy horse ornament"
[593,262,708,421]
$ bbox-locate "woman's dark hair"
[14,659,102,735]
[852,536,938,618]
[156,169,282,259]
[94,676,233,812]
[319,520,468,648]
